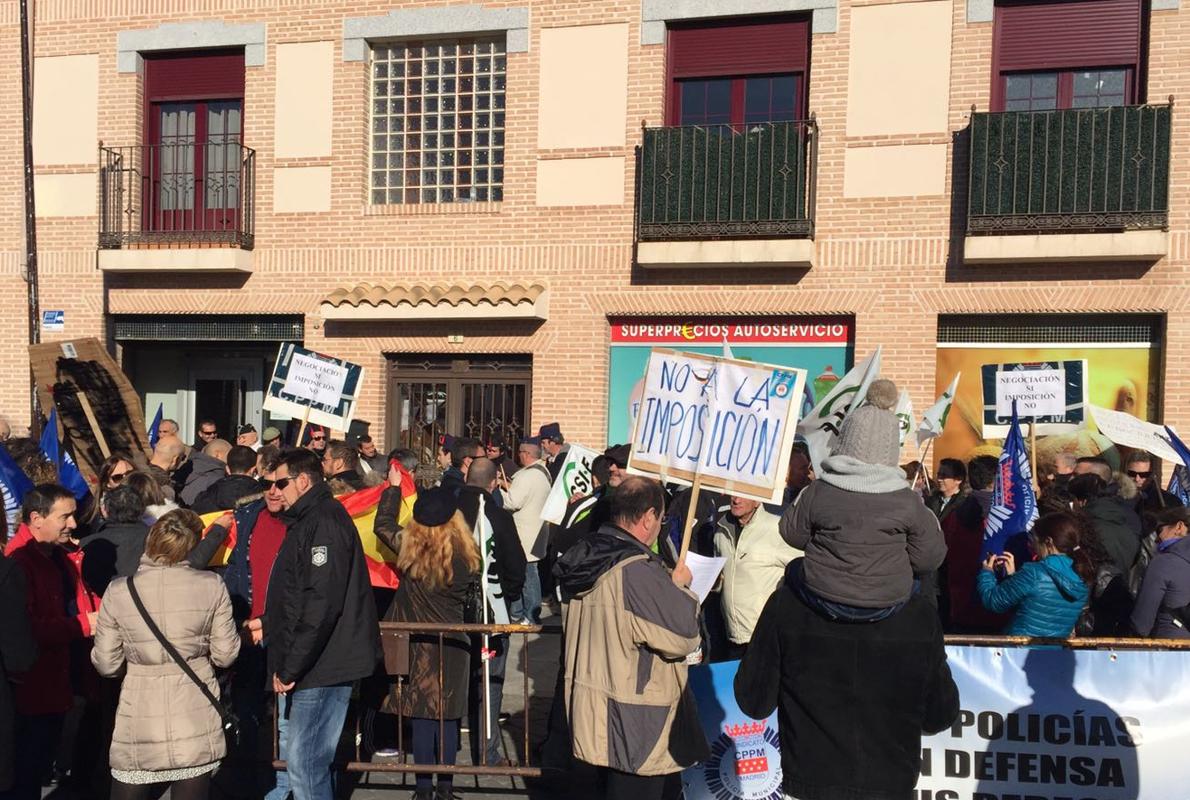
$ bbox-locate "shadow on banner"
[684,660,782,800]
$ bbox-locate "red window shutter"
[145,50,245,101]
[668,15,810,78]
[993,0,1142,72]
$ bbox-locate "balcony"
[964,104,1171,264]
[98,141,257,272]
[635,119,817,269]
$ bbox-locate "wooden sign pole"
[1029,421,1038,488]
[295,406,311,448]
[677,472,703,564]
[76,391,111,459]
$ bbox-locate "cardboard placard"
[627,349,806,505]
[29,338,151,481]
[1088,405,1182,464]
[262,343,364,432]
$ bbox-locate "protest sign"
[981,360,1087,437]
[917,644,1190,800]
[539,443,599,525]
[262,343,364,432]
[1088,404,1181,464]
[29,337,151,481]
[684,660,782,800]
[627,349,806,505]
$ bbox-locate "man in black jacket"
[191,444,260,514]
[246,449,380,800]
[735,563,959,800]
[458,458,527,766]
[0,551,36,792]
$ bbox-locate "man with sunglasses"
[248,449,380,800]
[192,419,219,453]
[305,426,329,456]
[1124,450,1182,514]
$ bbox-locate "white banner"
[540,443,599,525]
[917,645,1190,800]
[796,347,882,473]
[995,369,1067,418]
[627,349,806,504]
[1088,405,1182,465]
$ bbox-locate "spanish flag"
[198,465,417,590]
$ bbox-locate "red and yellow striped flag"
[199,465,417,589]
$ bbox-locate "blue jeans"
[517,562,542,624]
[280,683,352,800]
[264,696,291,800]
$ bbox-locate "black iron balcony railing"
[967,103,1171,235]
[636,119,817,241]
[99,141,256,249]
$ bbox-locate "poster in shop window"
[262,343,364,431]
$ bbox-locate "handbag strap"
[127,574,232,727]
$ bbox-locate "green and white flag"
[475,495,510,625]
[796,347,882,472]
[896,390,914,446]
[916,373,961,449]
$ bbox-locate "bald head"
[151,434,186,472]
[467,457,498,489]
[204,439,232,462]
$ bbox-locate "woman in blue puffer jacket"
[977,511,1093,637]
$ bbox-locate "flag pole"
[1029,420,1037,490]
[478,495,493,765]
[918,438,935,493]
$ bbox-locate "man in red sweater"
[2,484,95,800]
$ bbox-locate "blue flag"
[1164,426,1190,506]
[982,402,1038,559]
[40,408,91,501]
[148,403,164,450]
[0,444,33,525]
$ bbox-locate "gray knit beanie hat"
[831,379,901,467]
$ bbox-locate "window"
[370,38,507,204]
[1002,68,1129,111]
[667,15,810,126]
[991,0,1142,111]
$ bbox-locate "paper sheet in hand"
[684,551,726,604]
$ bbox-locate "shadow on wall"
[321,318,547,340]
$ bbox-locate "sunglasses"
[109,471,131,483]
[259,477,292,490]
[310,435,326,441]
[1126,469,1152,479]
[200,429,217,436]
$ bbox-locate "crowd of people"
[0,387,1185,800]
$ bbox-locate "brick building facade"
[0,0,1185,470]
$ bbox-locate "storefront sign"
[540,443,599,525]
[263,343,364,431]
[607,316,851,446]
[627,349,805,504]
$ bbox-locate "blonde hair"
[396,511,481,591]
[145,509,203,565]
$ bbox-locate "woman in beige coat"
[91,509,241,799]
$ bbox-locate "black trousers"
[598,767,683,800]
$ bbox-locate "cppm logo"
[701,719,783,800]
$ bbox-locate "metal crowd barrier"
[273,621,545,780]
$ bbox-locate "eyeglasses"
[259,477,291,491]
[1126,469,1152,479]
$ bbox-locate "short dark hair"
[326,440,359,471]
[937,458,967,482]
[198,419,217,430]
[451,437,482,469]
[227,445,258,475]
[279,448,324,484]
[1076,456,1113,482]
[102,483,147,524]
[1068,472,1107,502]
[258,445,282,474]
[967,455,999,492]
[356,434,373,445]
[590,455,611,487]
[21,483,75,524]
[611,476,665,527]
[1125,450,1155,467]
[467,457,498,487]
[388,448,419,472]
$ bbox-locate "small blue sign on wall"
[41,310,65,332]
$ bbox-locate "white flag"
[916,373,961,449]
[895,390,914,447]
[475,495,510,625]
[796,347,882,472]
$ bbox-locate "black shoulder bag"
[127,575,240,748]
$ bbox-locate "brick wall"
[0,0,1187,449]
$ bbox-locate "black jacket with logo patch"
[262,481,380,689]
